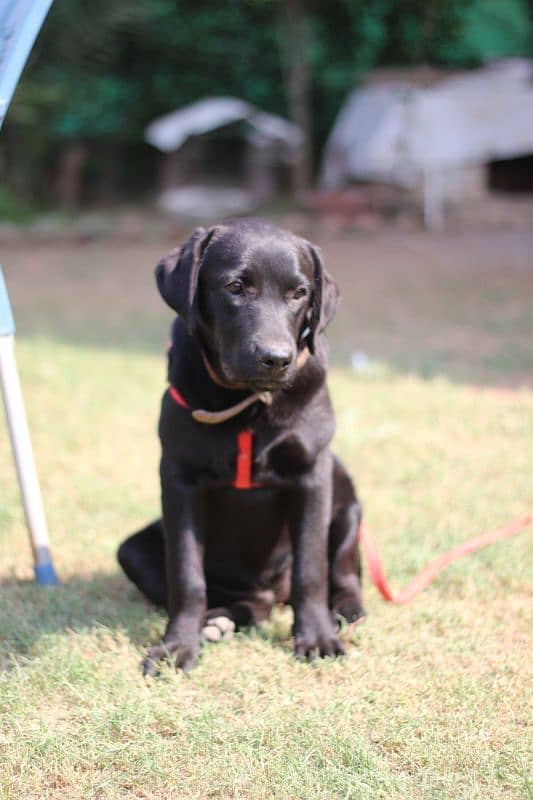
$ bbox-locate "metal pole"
[0,1,57,583]
[0,268,57,584]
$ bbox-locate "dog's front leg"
[289,453,345,661]
[143,477,206,675]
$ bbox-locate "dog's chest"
[258,434,314,479]
[183,426,313,486]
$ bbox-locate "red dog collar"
[168,385,257,490]
[167,348,310,489]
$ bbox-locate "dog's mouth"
[218,357,295,394]
[225,374,292,394]
[233,369,297,394]
[248,377,291,393]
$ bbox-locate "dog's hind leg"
[117,520,167,608]
[328,457,366,624]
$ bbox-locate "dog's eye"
[293,286,307,300]
[226,280,245,296]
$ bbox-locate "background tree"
[2,0,532,211]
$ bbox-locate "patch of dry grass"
[1,230,532,798]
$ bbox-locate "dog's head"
[155,220,339,391]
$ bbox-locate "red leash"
[359,515,532,604]
[170,385,532,602]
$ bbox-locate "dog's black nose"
[257,345,293,374]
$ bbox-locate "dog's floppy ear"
[306,244,340,354]
[155,226,217,334]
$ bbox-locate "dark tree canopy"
[2,0,532,208]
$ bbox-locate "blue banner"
[0,0,54,129]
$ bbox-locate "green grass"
[1,231,532,798]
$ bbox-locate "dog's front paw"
[293,607,345,661]
[142,636,201,677]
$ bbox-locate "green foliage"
[0,186,35,223]
[3,0,533,205]
[51,75,139,138]
[438,0,532,64]
[14,0,286,141]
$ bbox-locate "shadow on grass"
[0,573,297,673]
[0,572,166,671]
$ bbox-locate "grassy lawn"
[1,229,532,799]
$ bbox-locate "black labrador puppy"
[117,219,364,674]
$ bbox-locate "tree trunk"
[281,0,313,194]
[56,141,87,209]
[5,123,31,204]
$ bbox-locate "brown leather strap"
[188,347,309,425]
[192,391,272,424]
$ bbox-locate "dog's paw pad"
[202,624,222,643]
[202,616,235,643]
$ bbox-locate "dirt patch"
[1,224,532,387]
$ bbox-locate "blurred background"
[2,0,533,227]
[1,0,532,386]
